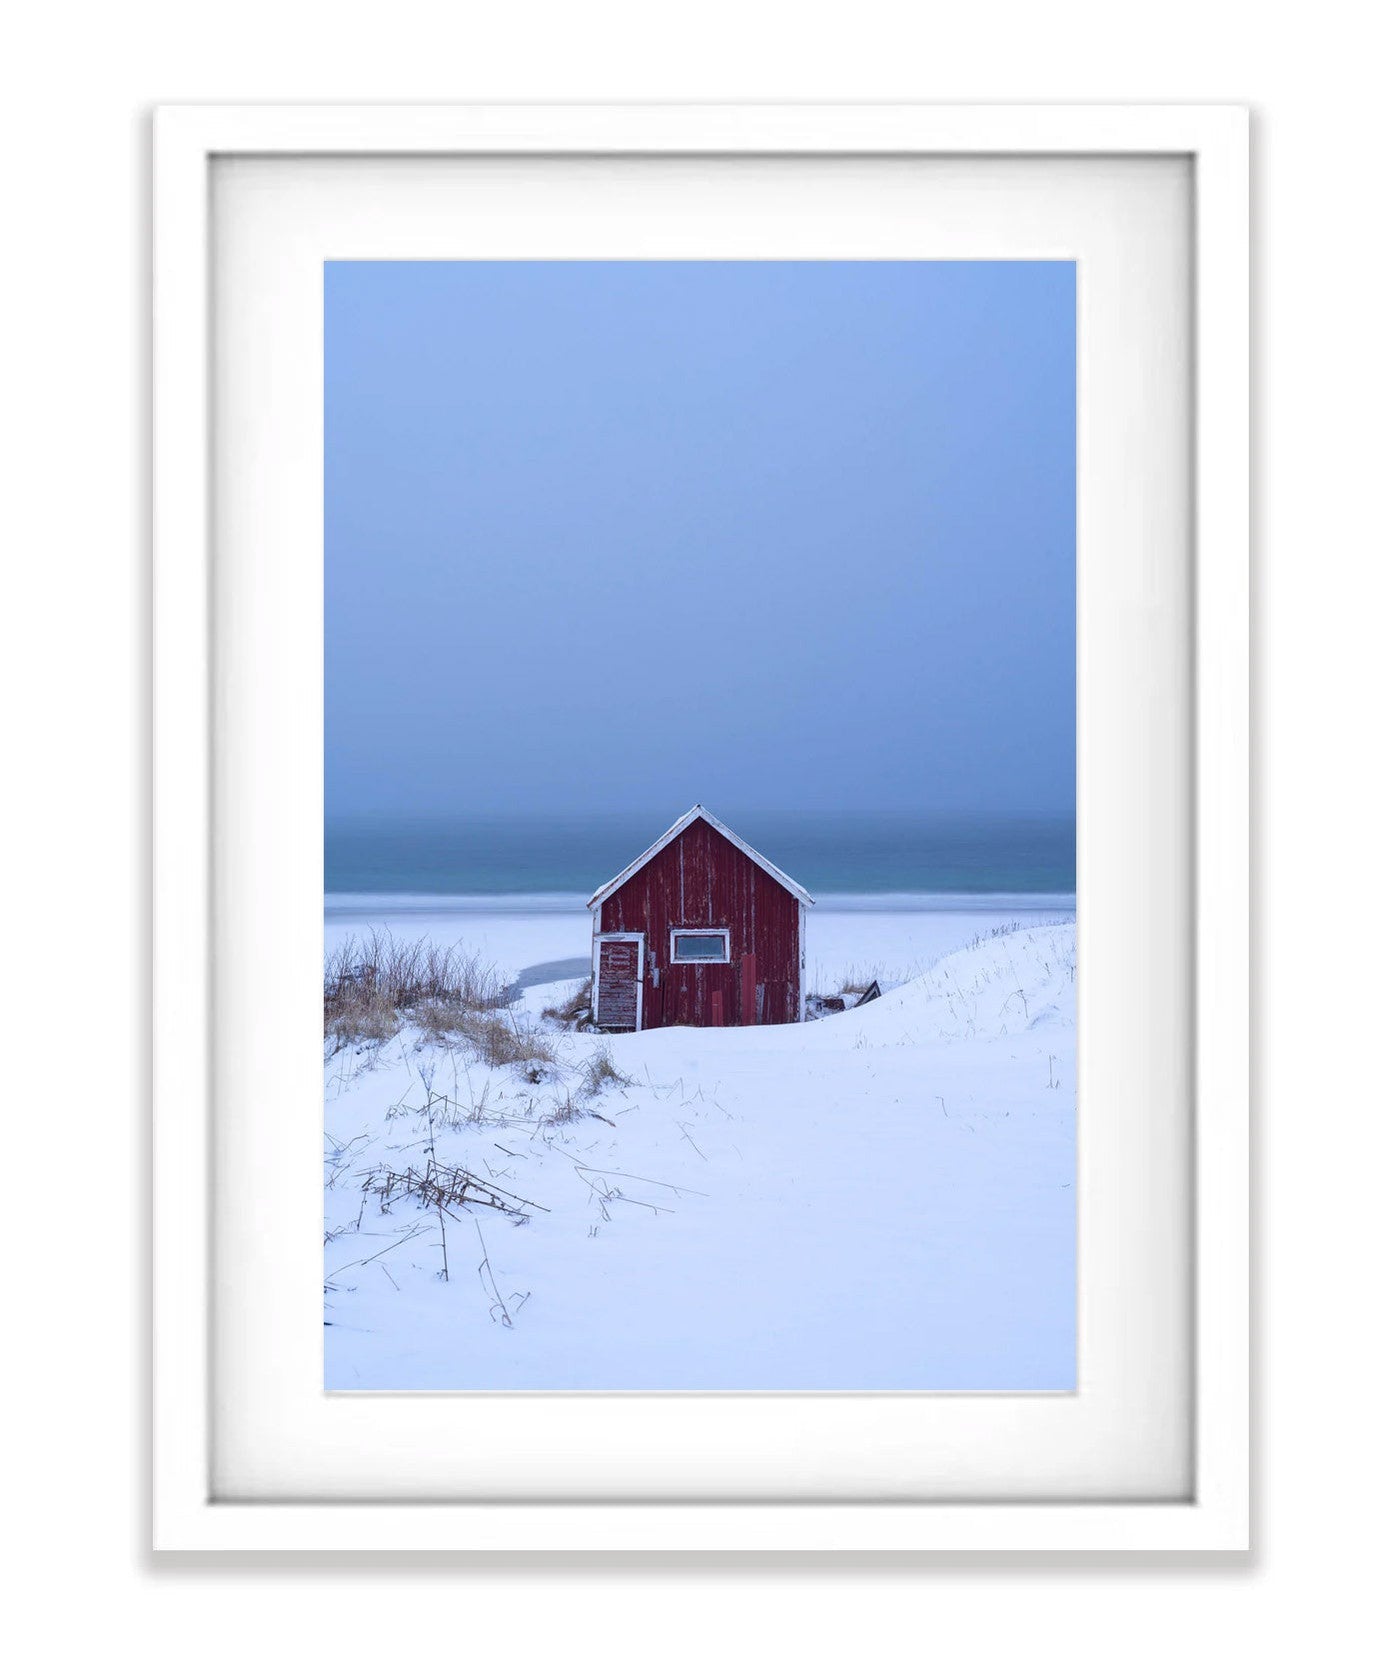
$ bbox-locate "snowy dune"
[324,907,1076,1391]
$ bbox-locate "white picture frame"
[153,104,1249,1553]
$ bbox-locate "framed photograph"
[153,104,1249,1551]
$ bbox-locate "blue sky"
[325,261,1075,820]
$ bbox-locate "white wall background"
[3,3,1394,1672]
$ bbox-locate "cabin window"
[670,929,729,964]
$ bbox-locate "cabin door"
[595,935,644,1031]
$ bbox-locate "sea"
[325,811,1074,906]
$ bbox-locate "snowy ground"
[324,899,1076,1390]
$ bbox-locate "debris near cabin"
[805,978,882,1021]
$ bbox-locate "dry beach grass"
[324,929,551,1067]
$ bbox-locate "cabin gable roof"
[587,805,815,910]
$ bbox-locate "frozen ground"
[324,901,1076,1390]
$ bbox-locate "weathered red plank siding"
[598,817,802,1028]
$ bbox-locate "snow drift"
[324,917,1076,1392]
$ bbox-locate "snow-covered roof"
[587,804,815,909]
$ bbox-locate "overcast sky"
[325,261,1074,821]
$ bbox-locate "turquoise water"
[325,812,1075,898]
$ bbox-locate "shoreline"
[325,892,1078,996]
[326,889,1076,919]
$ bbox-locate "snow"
[324,901,1076,1390]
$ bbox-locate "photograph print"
[323,260,1076,1391]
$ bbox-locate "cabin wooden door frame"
[591,930,644,1032]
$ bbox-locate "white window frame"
[669,927,731,964]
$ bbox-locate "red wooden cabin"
[589,806,813,1031]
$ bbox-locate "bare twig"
[424,1091,450,1281]
[473,1218,516,1328]
[325,1226,428,1280]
